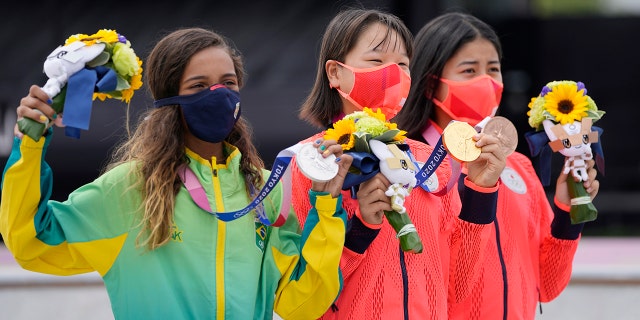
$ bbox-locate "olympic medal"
[296,143,339,182]
[481,116,518,156]
[442,121,481,162]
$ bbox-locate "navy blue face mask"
[154,84,241,143]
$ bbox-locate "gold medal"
[481,116,518,156]
[442,121,481,162]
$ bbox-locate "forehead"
[182,46,235,79]
[351,22,407,55]
[450,38,499,63]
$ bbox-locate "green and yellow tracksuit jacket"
[0,131,346,320]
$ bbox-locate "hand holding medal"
[440,118,509,189]
[296,142,340,182]
[296,140,354,200]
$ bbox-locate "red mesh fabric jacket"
[448,152,581,320]
[291,134,497,319]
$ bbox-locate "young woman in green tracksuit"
[0,27,353,320]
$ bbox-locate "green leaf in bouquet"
[353,132,372,153]
[103,41,116,54]
[586,109,605,121]
[114,74,132,91]
[87,51,111,68]
[105,90,123,99]
[373,129,400,143]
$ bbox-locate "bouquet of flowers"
[526,80,605,224]
[324,108,423,253]
[18,29,143,141]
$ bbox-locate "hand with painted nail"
[14,85,61,140]
[310,139,354,198]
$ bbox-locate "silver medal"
[296,143,339,182]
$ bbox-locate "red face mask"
[432,75,504,126]
[335,61,411,119]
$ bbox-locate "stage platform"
[2,237,639,319]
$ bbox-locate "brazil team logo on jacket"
[255,220,266,252]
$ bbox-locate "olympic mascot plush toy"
[369,139,422,253]
[369,139,417,214]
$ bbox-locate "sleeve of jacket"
[271,190,347,320]
[537,185,581,302]
[291,155,376,283]
[0,132,131,277]
[447,177,498,303]
[290,159,314,226]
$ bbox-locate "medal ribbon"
[413,135,448,190]
[180,132,459,222]
[420,123,461,195]
[179,144,303,226]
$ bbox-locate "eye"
[222,79,238,87]
[189,83,207,89]
[562,139,571,148]
[582,134,589,144]
[400,159,408,170]
[461,68,476,74]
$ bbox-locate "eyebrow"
[183,73,237,83]
[220,72,238,79]
[366,45,410,60]
[457,59,501,67]
[369,32,408,58]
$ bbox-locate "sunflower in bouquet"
[325,108,423,253]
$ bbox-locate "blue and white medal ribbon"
[180,144,305,227]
